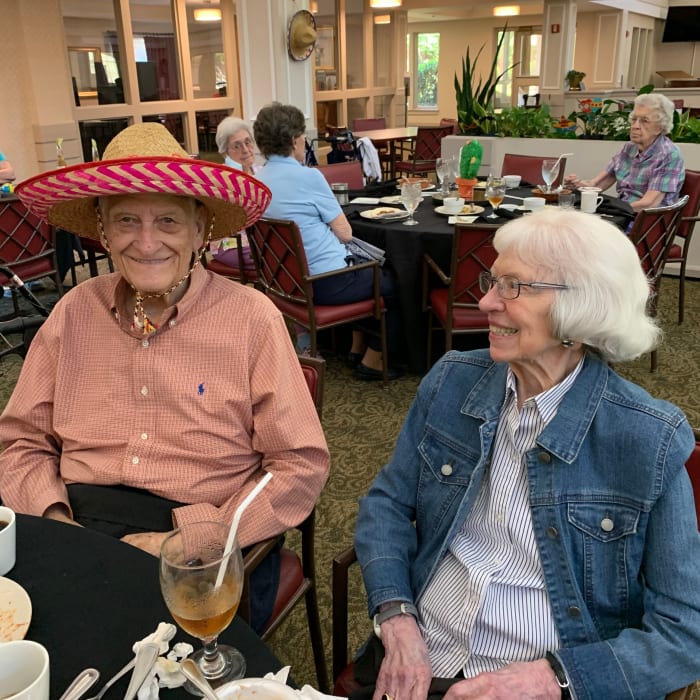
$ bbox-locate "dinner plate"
[435,204,484,216]
[379,195,402,205]
[217,677,299,700]
[359,207,410,221]
[499,203,519,211]
[0,577,32,641]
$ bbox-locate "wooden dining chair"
[500,153,567,189]
[314,161,365,190]
[239,354,329,693]
[664,169,700,323]
[395,125,454,179]
[422,222,499,366]
[628,195,688,371]
[351,119,392,180]
[247,217,389,382]
[204,232,259,286]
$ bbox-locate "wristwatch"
[373,602,418,639]
[545,651,571,699]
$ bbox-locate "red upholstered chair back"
[413,125,454,161]
[315,160,365,190]
[677,169,700,240]
[501,153,567,189]
[353,117,386,131]
[686,429,700,531]
[450,223,499,308]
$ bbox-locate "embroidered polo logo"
[198,383,205,396]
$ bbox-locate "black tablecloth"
[8,514,283,699]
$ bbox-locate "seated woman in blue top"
[254,102,400,380]
[354,208,700,699]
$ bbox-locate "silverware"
[59,668,100,700]
[180,659,220,700]
[122,642,160,700]
[84,659,135,700]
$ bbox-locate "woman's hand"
[442,660,562,700]
[372,615,433,700]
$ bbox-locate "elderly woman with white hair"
[353,208,700,700]
[565,92,685,210]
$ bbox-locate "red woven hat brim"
[15,156,271,241]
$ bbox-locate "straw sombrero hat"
[15,122,271,241]
[287,10,317,62]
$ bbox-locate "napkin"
[447,215,478,225]
[350,197,380,205]
[264,667,347,700]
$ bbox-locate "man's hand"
[443,659,562,700]
[43,503,82,526]
[121,531,172,557]
[372,615,432,700]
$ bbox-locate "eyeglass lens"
[478,272,520,299]
[229,138,254,153]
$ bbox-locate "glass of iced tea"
[160,521,245,691]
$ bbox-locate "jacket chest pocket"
[567,502,639,542]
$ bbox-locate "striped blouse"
[419,358,584,677]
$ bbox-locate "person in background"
[565,92,684,210]
[0,151,15,182]
[354,207,700,699]
[254,101,402,381]
[0,123,330,634]
[210,116,261,275]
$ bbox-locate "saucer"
[217,677,299,699]
[435,204,484,216]
[0,577,32,641]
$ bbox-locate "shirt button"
[567,605,582,618]
[441,463,453,476]
[538,452,551,464]
[142,339,149,348]
[547,526,559,538]
[141,433,148,440]
[132,456,140,465]
[601,517,614,532]
[141,386,148,396]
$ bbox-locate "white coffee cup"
[0,640,50,700]
[442,197,465,214]
[503,174,522,189]
[0,505,16,575]
[523,196,546,211]
[580,190,604,214]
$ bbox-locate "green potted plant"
[454,28,517,134]
[565,70,586,91]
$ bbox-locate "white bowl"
[217,677,299,700]
[523,196,546,211]
[503,174,522,188]
[442,197,465,214]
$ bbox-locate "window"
[410,32,440,110]
[495,27,542,108]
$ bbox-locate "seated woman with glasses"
[565,92,684,211]
[210,116,261,275]
[353,207,700,699]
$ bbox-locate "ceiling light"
[374,14,391,24]
[310,1,318,12]
[370,0,402,8]
[493,5,520,16]
[194,7,222,22]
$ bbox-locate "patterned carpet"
[0,276,698,692]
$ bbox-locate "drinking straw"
[215,472,273,587]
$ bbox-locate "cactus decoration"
[459,140,482,179]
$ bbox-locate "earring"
[561,339,574,348]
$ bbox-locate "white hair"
[493,208,660,363]
[215,116,254,154]
[633,93,675,134]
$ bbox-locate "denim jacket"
[356,350,700,699]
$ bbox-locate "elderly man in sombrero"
[0,123,330,632]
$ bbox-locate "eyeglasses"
[628,115,658,126]
[478,272,569,300]
[228,137,254,154]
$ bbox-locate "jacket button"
[601,517,614,532]
[538,452,551,464]
[567,606,582,618]
[547,526,558,538]
[441,463,453,476]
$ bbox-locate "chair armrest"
[306,259,379,283]
[422,253,450,312]
[332,546,358,682]
[240,535,284,623]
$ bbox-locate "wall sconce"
[374,14,391,24]
[370,0,402,8]
[493,5,520,16]
[194,7,222,22]
[310,1,319,12]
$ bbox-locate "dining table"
[6,514,285,699]
[352,127,418,180]
[345,186,633,373]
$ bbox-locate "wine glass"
[160,521,245,692]
[446,156,459,192]
[541,158,560,193]
[435,158,449,195]
[400,182,422,226]
[485,177,505,219]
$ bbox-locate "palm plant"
[454,29,517,134]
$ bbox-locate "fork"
[84,658,135,700]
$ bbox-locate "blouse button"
[567,605,582,618]
[441,463,453,476]
[601,517,614,532]
[538,452,551,464]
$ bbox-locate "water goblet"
[446,156,459,192]
[485,177,505,219]
[160,521,245,693]
[436,158,449,195]
[400,182,422,226]
[541,158,560,193]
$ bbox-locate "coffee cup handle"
[596,195,603,210]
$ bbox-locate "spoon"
[180,659,220,700]
[58,668,100,700]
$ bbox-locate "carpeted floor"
[0,275,698,691]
